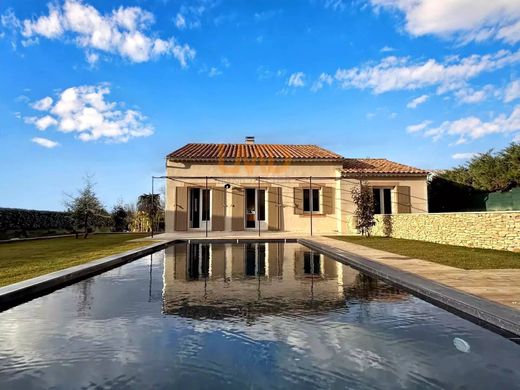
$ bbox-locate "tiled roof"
[167,143,345,162]
[342,158,428,176]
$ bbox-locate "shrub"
[0,208,74,239]
[351,181,376,236]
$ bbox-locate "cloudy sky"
[1,0,519,210]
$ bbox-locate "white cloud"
[334,49,520,94]
[454,85,494,104]
[174,1,218,30]
[311,73,334,92]
[504,80,520,103]
[221,57,230,68]
[257,66,285,80]
[406,120,432,133]
[22,6,63,38]
[370,0,520,44]
[174,13,186,29]
[35,115,59,130]
[413,105,520,143]
[452,152,478,160]
[207,67,221,77]
[380,46,394,52]
[287,72,305,88]
[24,84,154,143]
[254,10,282,21]
[406,94,429,108]
[32,137,59,148]
[31,96,53,111]
[6,0,195,66]
[323,0,347,12]
[85,51,99,65]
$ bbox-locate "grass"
[329,236,520,270]
[0,233,153,287]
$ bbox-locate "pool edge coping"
[298,238,520,339]
[0,239,179,311]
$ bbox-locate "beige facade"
[165,155,429,235]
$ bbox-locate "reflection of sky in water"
[0,243,518,389]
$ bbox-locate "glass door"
[245,189,266,229]
[245,189,256,228]
[189,188,211,229]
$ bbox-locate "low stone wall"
[346,212,520,252]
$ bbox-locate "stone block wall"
[345,212,520,252]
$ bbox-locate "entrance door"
[189,188,211,230]
[245,188,266,229]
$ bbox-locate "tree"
[64,175,109,238]
[441,142,519,192]
[137,193,164,232]
[111,202,128,232]
[351,181,376,237]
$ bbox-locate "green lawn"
[0,233,153,287]
[329,236,520,270]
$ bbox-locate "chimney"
[245,136,255,144]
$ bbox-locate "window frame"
[372,187,393,215]
[303,188,321,213]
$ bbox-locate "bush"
[0,208,73,232]
[0,208,75,239]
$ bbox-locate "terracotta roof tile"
[167,143,345,161]
[342,158,428,176]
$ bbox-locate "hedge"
[0,208,74,232]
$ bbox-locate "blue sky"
[1,0,519,210]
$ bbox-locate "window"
[303,188,320,212]
[372,188,392,214]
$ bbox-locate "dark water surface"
[0,243,519,389]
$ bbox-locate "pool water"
[0,242,519,389]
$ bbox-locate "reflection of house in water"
[162,243,406,321]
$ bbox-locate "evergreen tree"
[64,175,108,238]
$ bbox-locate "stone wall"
[346,212,520,252]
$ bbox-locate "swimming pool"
[1,242,519,389]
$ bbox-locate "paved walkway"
[307,236,520,310]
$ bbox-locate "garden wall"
[346,211,520,252]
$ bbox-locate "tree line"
[65,175,164,238]
[439,143,519,192]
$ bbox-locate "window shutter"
[174,187,188,231]
[397,186,411,213]
[268,186,282,230]
[231,188,245,230]
[212,187,226,231]
[294,187,303,215]
[322,186,335,214]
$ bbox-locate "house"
[165,137,428,234]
